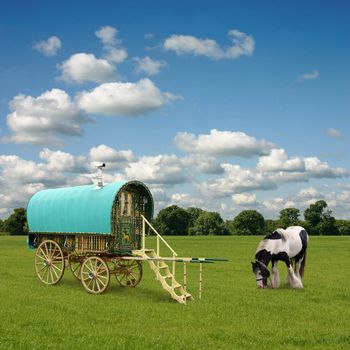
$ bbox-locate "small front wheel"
[68,254,83,280]
[80,256,110,294]
[115,260,142,287]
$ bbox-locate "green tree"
[153,205,191,235]
[265,219,280,234]
[231,210,265,235]
[189,211,228,235]
[0,218,4,232]
[335,220,350,235]
[4,208,28,235]
[304,200,337,235]
[186,207,204,228]
[279,208,300,228]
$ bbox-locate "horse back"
[285,226,308,259]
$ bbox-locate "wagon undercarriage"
[34,239,143,294]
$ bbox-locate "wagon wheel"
[115,259,142,287]
[68,254,83,280]
[80,256,110,294]
[34,240,65,285]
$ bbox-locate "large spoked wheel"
[81,256,110,294]
[68,254,83,280]
[35,240,65,285]
[115,260,142,288]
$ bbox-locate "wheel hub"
[88,272,95,280]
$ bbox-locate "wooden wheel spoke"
[39,247,48,259]
[81,257,109,294]
[35,240,64,285]
[51,262,62,272]
[51,265,59,279]
[115,260,142,288]
[37,265,47,274]
[95,278,102,291]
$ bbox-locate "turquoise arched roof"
[27,181,152,234]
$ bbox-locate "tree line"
[152,200,350,236]
[1,200,350,235]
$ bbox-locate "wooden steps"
[132,249,193,304]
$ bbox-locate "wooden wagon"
[27,180,198,303]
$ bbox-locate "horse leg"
[271,261,280,288]
[283,256,303,288]
[294,258,304,287]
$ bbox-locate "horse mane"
[264,228,286,241]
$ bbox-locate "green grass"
[0,236,350,350]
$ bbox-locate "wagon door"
[114,190,143,251]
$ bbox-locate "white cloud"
[232,193,257,206]
[326,128,342,139]
[95,26,118,45]
[95,25,127,63]
[4,89,88,145]
[77,78,179,116]
[297,186,323,199]
[299,70,319,81]
[170,193,204,208]
[58,53,117,84]
[89,144,134,169]
[125,154,187,185]
[34,36,62,56]
[0,155,49,184]
[164,29,254,60]
[39,148,86,173]
[182,154,224,174]
[304,157,348,178]
[197,164,277,198]
[175,129,274,157]
[134,56,167,76]
[257,149,305,172]
[262,197,285,213]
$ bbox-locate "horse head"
[251,260,270,289]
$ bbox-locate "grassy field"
[0,235,349,350]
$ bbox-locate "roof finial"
[97,163,106,188]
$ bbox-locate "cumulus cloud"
[296,186,323,199]
[197,164,277,198]
[4,89,89,145]
[299,70,319,81]
[257,149,305,172]
[125,154,187,185]
[89,144,134,169]
[182,154,224,175]
[304,157,348,178]
[95,25,127,63]
[76,78,179,116]
[34,36,62,56]
[134,56,167,76]
[164,29,254,60]
[326,128,342,139]
[39,148,87,173]
[232,193,257,206]
[170,193,204,208]
[175,129,274,157]
[58,53,117,84]
[0,155,51,184]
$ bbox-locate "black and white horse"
[251,226,308,289]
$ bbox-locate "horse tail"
[299,228,308,278]
[299,250,306,278]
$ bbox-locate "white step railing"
[141,215,178,281]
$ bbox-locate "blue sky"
[0,0,349,219]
